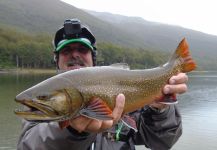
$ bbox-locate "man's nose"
[70,49,81,58]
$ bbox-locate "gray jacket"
[17,105,182,150]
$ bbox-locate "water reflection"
[0,73,53,149]
[0,72,217,150]
[138,71,217,150]
[172,72,217,150]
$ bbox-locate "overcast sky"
[62,0,217,36]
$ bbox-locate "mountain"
[0,0,141,47]
[0,0,217,70]
[87,10,217,70]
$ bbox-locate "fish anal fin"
[79,97,113,120]
[121,115,138,132]
[157,94,178,105]
[59,120,70,129]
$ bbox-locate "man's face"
[58,43,93,71]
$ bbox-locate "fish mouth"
[14,99,67,121]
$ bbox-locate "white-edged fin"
[110,63,130,70]
[159,101,178,105]
[121,115,138,132]
[79,97,113,120]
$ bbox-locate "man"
[17,19,188,150]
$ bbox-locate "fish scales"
[14,38,196,123]
[59,63,179,113]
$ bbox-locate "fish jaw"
[14,90,73,122]
[14,99,67,121]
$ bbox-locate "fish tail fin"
[170,38,196,73]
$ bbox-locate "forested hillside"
[0,27,53,68]
[0,0,217,70]
[0,26,167,69]
[87,10,217,70]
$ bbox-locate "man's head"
[53,19,97,70]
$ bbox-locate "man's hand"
[150,73,188,109]
[69,94,125,133]
[163,73,188,95]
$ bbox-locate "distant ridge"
[0,0,217,70]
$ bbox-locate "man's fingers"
[85,119,102,132]
[69,116,92,132]
[100,120,113,131]
[86,94,125,132]
[112,93,125,124]
[85,120,114,133]
[169,73,188,85]
[69,94,125,133]
[163,73,188,94]
[163,84,187,94]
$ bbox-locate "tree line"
[0,27,53,69]
[0,27,168,69]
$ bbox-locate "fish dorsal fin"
[79,97,113,120]
[110,63,130,70]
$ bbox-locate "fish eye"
[37,95,49,100]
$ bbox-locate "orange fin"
[79,97,113,120]
[175,38,197,72]
[59,120,70,129]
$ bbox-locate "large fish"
[15,38,196,129]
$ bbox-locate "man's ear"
[52,52,59,69]
[53,55,57,62]
[53,52,58,62]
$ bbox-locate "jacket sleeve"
[17,120,96,150]
[131,105,182,150]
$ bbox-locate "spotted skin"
[15,38,196,122]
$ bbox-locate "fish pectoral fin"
[157,94,178,105]
[79,97,113,120]
[121,115,138,132]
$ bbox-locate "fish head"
[14,76,83,122]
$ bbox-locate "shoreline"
[0,68,56,74]
[0,68,216,74]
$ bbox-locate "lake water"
[0,71,217,150]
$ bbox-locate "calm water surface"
[0,71,217,150]
[138,71,217,150]
[0,73,54,150]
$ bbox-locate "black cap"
[53,19,97,66]
[53,19,96,51]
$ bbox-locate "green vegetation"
[0,26,167,70]
[0,27,53,69]
[97,42,167,69]
[0,0,217,70]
